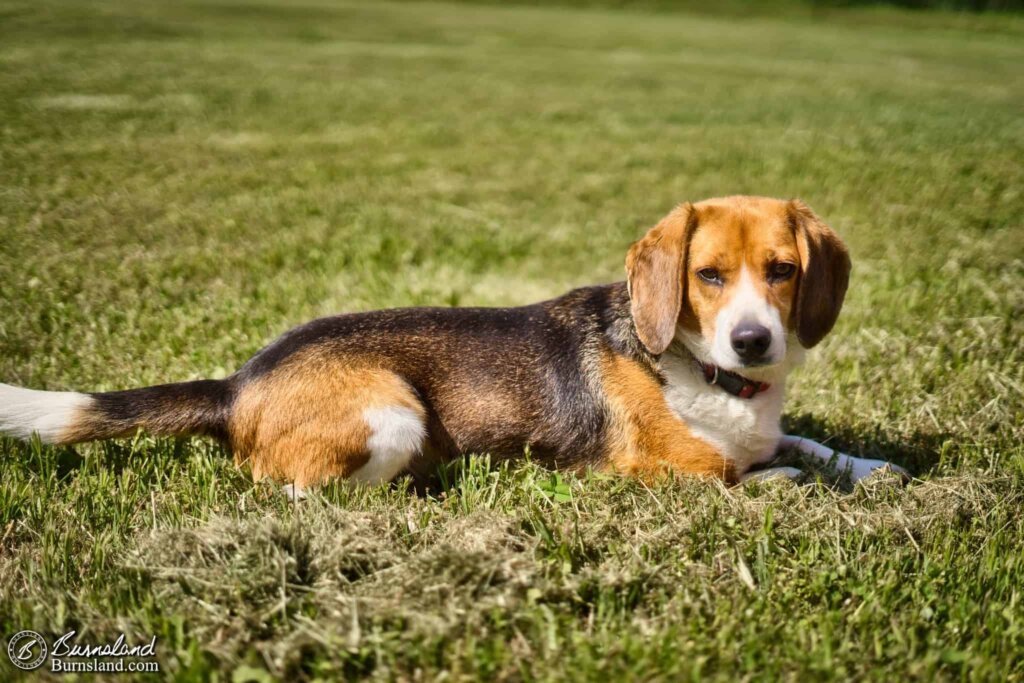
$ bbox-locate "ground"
[1,0,1022,680]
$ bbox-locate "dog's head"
[626,196,850,376]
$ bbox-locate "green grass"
[1,0,1022,679]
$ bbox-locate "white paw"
[741,466,805,483]
[844,457,910,483]
[282,483,307,501]
[779,436,909,484]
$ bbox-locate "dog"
[0,196,906,491]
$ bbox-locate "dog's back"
[0,284,639,485]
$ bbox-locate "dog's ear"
[626,203,696,355]
[789,200,851,348]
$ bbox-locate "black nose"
[731,323,772,362]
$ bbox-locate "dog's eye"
[697,268,722,285]
[768,262,796,281]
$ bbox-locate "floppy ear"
[625,203,696,355]
[790,200,851,348]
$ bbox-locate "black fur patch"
[232,282,651,470]
[90,379,233,441]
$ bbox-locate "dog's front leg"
[779,435,909,482]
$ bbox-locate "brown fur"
[60,379,230,444]
[789,200,851,348]
[61,414,135,444]
[625,203,696,355]
[676,196,803,340]
[229,349,424,487]
[599,350,736,483]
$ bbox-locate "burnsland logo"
[7,630,160,674]
[7,631,47,671]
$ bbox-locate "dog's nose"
[730,323,772,362]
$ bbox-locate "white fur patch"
[711,266,787,369]
[349,406,426,484]
[0,383,91,444]
[282,483,307,501]
[659,353,784,473]
[740,466,804,483]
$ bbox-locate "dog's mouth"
[721,359,784,383]
[736,358,776,369]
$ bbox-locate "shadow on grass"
[2,412,947,503]
[1,435,234,484]
[782,412,950,478]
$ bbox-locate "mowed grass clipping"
[0,0,1022,680]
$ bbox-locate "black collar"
[695,360,771,399]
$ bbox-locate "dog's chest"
[658,354,783,471]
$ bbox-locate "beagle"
[0,196,905,490]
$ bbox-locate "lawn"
[1,0,1022,680]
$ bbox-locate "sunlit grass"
[1,0,1022,679]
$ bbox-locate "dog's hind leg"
[229,361,426,489]
[349,405,427,485]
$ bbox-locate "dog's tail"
[0,380,233,445]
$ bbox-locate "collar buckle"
[696,360,770,400]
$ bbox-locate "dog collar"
[696,361,770,399]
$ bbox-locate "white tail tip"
[0,383,91,444]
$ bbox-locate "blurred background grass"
[412,0,1024,13]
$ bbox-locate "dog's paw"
[740,466,805,483]
[282,483,307,501]
[846,457,910,484]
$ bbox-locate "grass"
[0,0,1022,679]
